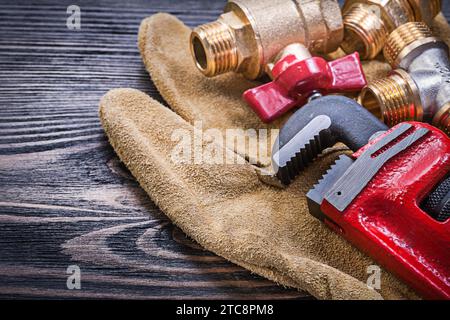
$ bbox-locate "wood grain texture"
[0,0,306,300]
[0,0,449,300]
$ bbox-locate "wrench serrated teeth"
[276,130,333,185]
[311,155,354,193]
[272,115,337,185]
[306,155,354,220]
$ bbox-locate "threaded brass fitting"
[359,22,450,134]
[359,69,422,126]
[191,20,238,76]
[383,22,435,67]
[190,0,343,80]
[433,103,450,135]
[341,0,441,59]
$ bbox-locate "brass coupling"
[341,0,441,59]
[190,0,343,80]
[359,22,450,134]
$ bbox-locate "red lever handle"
[243,52,367,123]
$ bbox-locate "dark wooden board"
[0,0,307,300]
[0,0,448,300]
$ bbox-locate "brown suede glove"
[99,13,450,299]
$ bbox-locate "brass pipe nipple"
[383,22,434,67]
[359,70,422,127]
[190,20,239,77]
[341,0,441,60]
[341,4,388,59]
[190,0,343,80]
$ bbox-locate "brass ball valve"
[341,0,441,59]
[189,0,344,80]
[359,22,450,135]
[243,44,367,122]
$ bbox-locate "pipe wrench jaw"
[307,154,354,222]
[271,96,388,186]
[307,123,426,216]
[272,115,335,185]
[307,122,450,299]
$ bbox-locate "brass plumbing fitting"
[341,0,441,59]
[359,22,450,135]
[190,0,343,80]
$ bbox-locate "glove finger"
[138,13,288,167]
[138,13,279,129]
[99,88,263,212]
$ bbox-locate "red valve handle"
[243,52,367,123]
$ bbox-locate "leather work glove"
[99,13,450,299]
